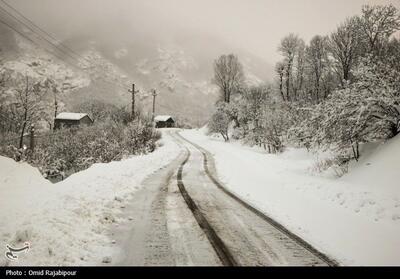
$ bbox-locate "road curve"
[172,131,338,266]
[110,131,221,266]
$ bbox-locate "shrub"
[0,118,162,178]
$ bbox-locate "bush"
[310,156,349,177]
[0,118,162,178]
[208,103,231,141]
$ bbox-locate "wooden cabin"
[54,112,93,130]
[154,115,175,128]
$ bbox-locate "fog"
[7,0,400,63]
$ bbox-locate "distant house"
[54,112,93,130]
[154,115,175,128]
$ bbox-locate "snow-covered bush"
[0,145,24,161]
[292,57,400,161]
[234,86,290,153]
[208,102,231,141]
[310,156,349,177]
[0,118,161,178]
[123,120,161,154]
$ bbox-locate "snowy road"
[112,130,335,266]
[111,131,221,266]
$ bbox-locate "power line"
[0,21,78,73]
[0,0,88,64]
[0,11,129,92]
[0,2,168,109]
[0,1,176,106]
[0,10,84,72]
[0,17,38,48]
[0,4,83,66]
[0,3,130,92]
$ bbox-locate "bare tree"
[306,35,330,102]
[383,37,400,74]
[275,62,286,101]
[13,75,45,148]
[0,69,14,134]
[328,17,362,86]
[212,54,244,103]
[292,40,306,101]
[278,34,304,101]
[39,78,62,130]
[359,4,400,56]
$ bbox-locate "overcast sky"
[7,0,400,63]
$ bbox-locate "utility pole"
[151,89,157,121]
[128,83,139,120]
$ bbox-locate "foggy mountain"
[0,20,274,125]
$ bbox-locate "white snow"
[2,127,399,266]
[154,115,173,122]
[3,57,90,91]
[0,131,180,266]
[55,112,89,121]
[344,139,400,193]
[180,129,400,266]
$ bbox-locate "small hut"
[54,112,93,129]
[154,115,175,128]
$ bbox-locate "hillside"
[0,23,274,126]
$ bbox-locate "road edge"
[176,131,339,267]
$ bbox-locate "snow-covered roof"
[154,115,174,122]
[55,112,89,121]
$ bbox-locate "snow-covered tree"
[305,35,333,102]
[294,56,400,161]
[358,4,400,56]
[208,103,231,141]
[277,34,305,102]
[275,62,286,101]
[328,16,362,86]
[213,54,245,103]
[237,86,269,144]
[232,85,287,153]
[10,75,47,148]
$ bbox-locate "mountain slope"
[1,22,274,125]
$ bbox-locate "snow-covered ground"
[0,131,180,266]
[2,127,399,266]
[180,128,400,266]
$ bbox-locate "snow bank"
[0,132,180,266]
[180,129,400,265]
[344,136,400,193]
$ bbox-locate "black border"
[1,267,400,278]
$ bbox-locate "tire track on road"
[173,134,238,266]
[175,131,338,267]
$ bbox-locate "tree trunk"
[279,73,285,101]
[286,68,290,101]
[19,121,26,149]
[19,108,28,149]
[351,140,359,161]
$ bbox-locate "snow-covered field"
[0,131,180,266]
[180,129,400,266]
